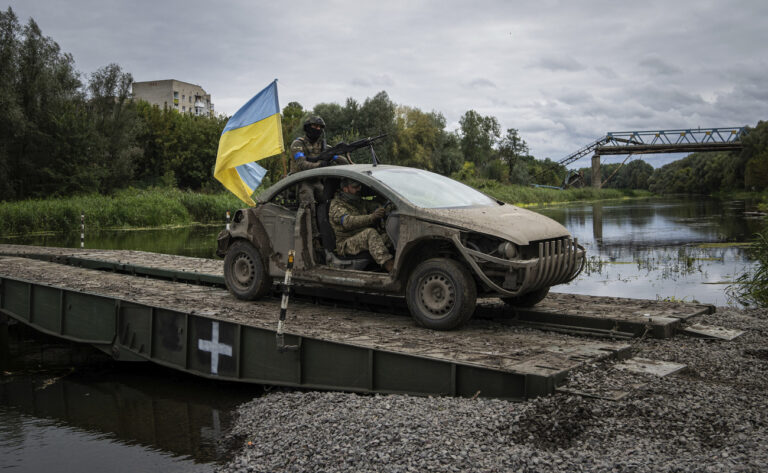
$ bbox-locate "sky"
[6,0,768,168]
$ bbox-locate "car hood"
[416,204,571,245]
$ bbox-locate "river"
[0,195,764,470]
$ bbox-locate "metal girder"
[559,126,747,167]
[604,127,746,147]
[596,142,744,155]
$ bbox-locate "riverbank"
[461,178,652,206]
[0,183,650,236]
[218,305,768,473]
[0,187,242,236]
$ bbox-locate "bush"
[728,228,768,307]
[0,188,244,235]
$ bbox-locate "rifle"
[305,133,387,166]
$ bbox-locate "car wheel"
[224,240,271,300]
[406,258,477,330]
[501,287,550,308]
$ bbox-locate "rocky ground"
[216,306,768,473]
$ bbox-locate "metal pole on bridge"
[276,249,298,352]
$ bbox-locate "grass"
[0,187,243,236]
[1,180,651,236]
[696,242,754,248]
[458,178,652,206]
[728,229,768,308]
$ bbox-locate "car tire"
[224,240,271,300]
[501,287,550,308]
[406,258,477,330]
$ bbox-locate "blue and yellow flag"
[214,80,284,205]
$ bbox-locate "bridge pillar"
[591,153,601,189]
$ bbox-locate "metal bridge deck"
[0,246,714,399]
[0,244,712,338]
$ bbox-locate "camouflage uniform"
[289,136,351,204]
[289,136,326,205]
[289,136,326,175]
[329,192,393,265]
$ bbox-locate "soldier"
[289,116,351,206]
[329,178,394,272]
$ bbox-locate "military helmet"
[340,178,361,189]
[303,115,326,131]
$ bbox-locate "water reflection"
[1,197,762,306]
[537,197,763,305]
[0,329,260,471]
[0,224,221,259]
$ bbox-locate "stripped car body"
[218,164,585,329]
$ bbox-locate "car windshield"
[370,168,499,209]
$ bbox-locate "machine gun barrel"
[305,133,388,164]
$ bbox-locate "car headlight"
[498,242,518,259]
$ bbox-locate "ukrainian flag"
[214,80,284,205]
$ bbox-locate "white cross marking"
[198,321,233,375]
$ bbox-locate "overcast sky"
[7,0,768,168]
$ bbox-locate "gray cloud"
[594,67,619,80]
[466,78,497,89]
[531,56,587,72]
[7,0,768,166]
[349,74,396,88]
[638,57,682,75]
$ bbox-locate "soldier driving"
[329,178,394,273]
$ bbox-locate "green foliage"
[498,128,530,183]
[459,110,500,168]
[647,152,733,194]
[0,187,243,235]
[392,106,443,170]
[582,159,654,189]
[0,8,87,200]
[309,91,398,168]
[742,121,768,191]
[527,157,567,187]
[453,178,645,205]
[728,225,768,307]
[133,100,227,190]
[648,122,768,194]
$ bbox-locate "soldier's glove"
[371,207,387,220]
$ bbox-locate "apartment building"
[132,79,214,116]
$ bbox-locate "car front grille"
[523,237,585,291]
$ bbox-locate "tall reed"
[0,188,243,235]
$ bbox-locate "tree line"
[0,7,574,202]
[2,7,766,203]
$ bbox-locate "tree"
[87,63,141,192]
[600,160,653,189]
[498,128,530,184]
[742,121,768,191]
[432,131,464,176]
[3,12,85,198]
[459,110,500,168]
[0,7,21,199]
[392,106,446,169]
[528,157,567,187]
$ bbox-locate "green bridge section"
[3,247,713,400]
[0,271,555,400]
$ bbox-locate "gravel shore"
[217,307,768,473]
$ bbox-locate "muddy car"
[217,164,585,330]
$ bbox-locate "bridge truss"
[559,126,747,167]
